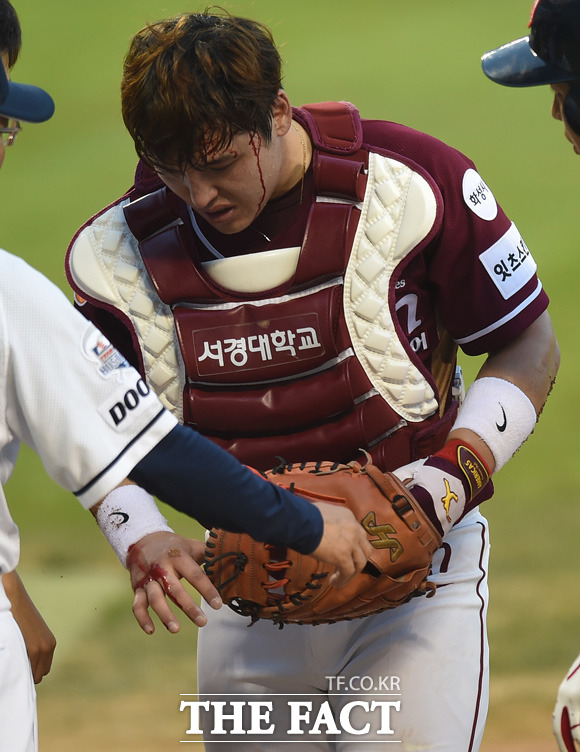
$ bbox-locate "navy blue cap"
[0,60,54,122]
[482,0,580,87]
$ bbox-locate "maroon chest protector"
[123,103,456,472]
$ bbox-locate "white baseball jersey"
[0,248,177,575]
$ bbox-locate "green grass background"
[2,0,579,749]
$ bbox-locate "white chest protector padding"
[69,151,438,425]
[70,200,186,422]
[343,151,438,422]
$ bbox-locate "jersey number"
[395,293,427,353]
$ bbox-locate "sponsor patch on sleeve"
[82,327,130,378]
[462,168,498,221]
[98,377,156,432]
[479,222,537,300]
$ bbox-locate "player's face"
[551,82,580,155]
[156,130,285,235]
[155,93,296,236]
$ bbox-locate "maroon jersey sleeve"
[362,120,549,357]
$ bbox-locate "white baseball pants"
[197,510,490,751]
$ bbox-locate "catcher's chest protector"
[68,103,455,472]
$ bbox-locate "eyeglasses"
[0,116,22,147]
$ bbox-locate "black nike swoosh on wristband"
[496,405,507,433]
[109,511,130,524]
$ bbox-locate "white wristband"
[452,377,537,473]
[95,485,173,567]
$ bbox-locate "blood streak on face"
[249,131,267,219]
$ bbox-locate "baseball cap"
[482,0,580,87]
[0,59,54,122]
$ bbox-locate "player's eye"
[208,158,236,173]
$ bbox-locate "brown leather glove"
[204,458,442,627]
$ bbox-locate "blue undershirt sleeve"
[128,425,323,554]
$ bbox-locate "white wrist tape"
[95,485,173,567]
[452,377,537,473]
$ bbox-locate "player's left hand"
[553,652,580,751]
[127,532,222,634]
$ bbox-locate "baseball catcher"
[204,455,442,626]
[66,8,559,749]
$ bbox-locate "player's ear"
[272,90,292,137]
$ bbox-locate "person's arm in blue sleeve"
[130,425,329,553]
[126,424,372,634]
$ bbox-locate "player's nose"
[183,171,219,210]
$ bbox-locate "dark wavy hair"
[121,9,282,171]
[0,0,22,67]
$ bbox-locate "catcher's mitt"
[204,457,442,626]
